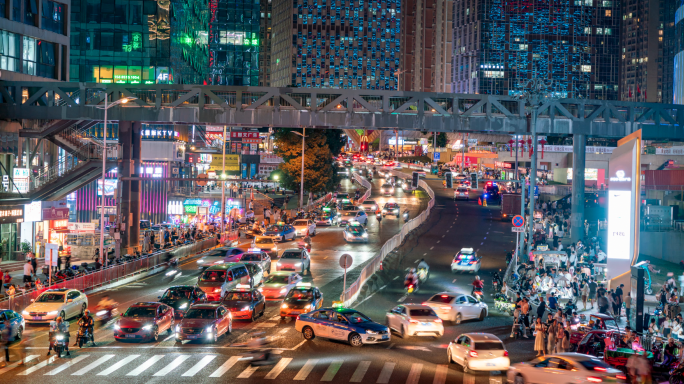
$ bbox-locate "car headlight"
[242,306,250,311]
[175,324,180,332]
[205,326,214,333]
[47,311,59,316]
[214,288,221,293]
[179,303,188,310]
[197,260,204,264]
[362,233,368,238]
[304,304,311,310]
[277,262,282,266]
[56,335,65,341]
[142,324,153,331]
[281,303,288,309]
[372,205,376,210]
[114,324,120,330]
[366,330,378,335]
[280,288,287,294]
[295,263,302,267]
[22,310,29,316]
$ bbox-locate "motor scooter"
[52,332,68,357]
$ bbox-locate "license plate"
[187,335,199,339]
[290,311,300,315]
[381,335,389,340]
[421,322,429,326]
[486,363,495,367]
[126,334,136,338]
[32,316,41,320]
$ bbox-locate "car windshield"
[241,253,261,261]
[266,225,285,232]
[123,307,157,318]
[293,220,309,226]
[474,341,505,350]
[281,252,301,259]
[385,204,398,208]
[343,311,372,324]
[255,237,274,244]
[347,226,364,234]
[223,292,252,301]
[286,289,313,300]
[409,308,437,317]
[36,293,64,303]
[382,184,392,188]
[184,308,216,319]
[265,275,290,284]
[429,295,455,304]
[161,288,192,300]
[363,201,376,205]
[577,358,612,370]
[199,270,226,282]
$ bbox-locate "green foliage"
[436,132,448,148]
[20,240,31,253]
[274,129,335,194]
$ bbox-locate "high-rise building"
[270,0,401,89]
[671,0,684,103]
[662,0,680,103]
[0,0,69,81]
[399,0,453,92]
[259,0,272,86]
[619,0,666,103]
[451,0,620,100]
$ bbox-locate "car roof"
[402,304,434,310]
[270,271,297,276]
[282,248,303,253]
[132,302,163,307]
[44,288,71,293]
[206,262,243,270]
[546,353,597,361]
[460,333,502,342]
[166,285,196,290]
[189,303,222,309]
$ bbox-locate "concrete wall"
[639,231,684,264]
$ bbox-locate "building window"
[24,0,37,26]
[42,0,65,35]
[581,65,591,72]
[37,40,56,78]
[0,30,20,72]
[584,27,592,34]
[605,10,611,16]
[22,36,37,75]
[0,0,6,18]
[483,70,504,78]
[12,0,21,21]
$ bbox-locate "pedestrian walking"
[555,323,566,353]
[536,297,546,320]
[588,279,598,309]
[546,316,557,354]
[534,318,545,356]
[581,282,589,310]
[23,260,33,284]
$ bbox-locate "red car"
[113,302,175,342]
[175,304,232,343]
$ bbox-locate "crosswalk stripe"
[182,355,216,377]
[350,361,371,383]
[209,356,241,378]
[18,356,57,376]
[237,365,259,378]
[433,364,448,384]
[71,355,115,376]
[264,357,292,379]
[320,360,343,381]
[152,355,190,376]
[406,363,423,384]
[44,355,90,375]
[126,355,165,376]
[377,362,396,384]
[0,355,39,375]
[97,355,140,376]
[294,359,319,381]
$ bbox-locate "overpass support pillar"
[119,121,142,252]
[571,134,586,242]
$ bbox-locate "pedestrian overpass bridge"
[1,81,682,140]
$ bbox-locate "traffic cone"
[379,261,383,271]
[483,198,488,207]
[478,198,482,205]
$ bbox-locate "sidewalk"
[1,256,83,273]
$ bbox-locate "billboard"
[97,179,118,196]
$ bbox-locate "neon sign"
[122,32,142,52]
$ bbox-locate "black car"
[221,287,266,321]
[158,285,207,319]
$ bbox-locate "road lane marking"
[406,363,423,384]
[237,365,259,378]
[430,247,434,250]
[397,294,407,302]
[44,354,89,375]
[436,240,440,243]
[291,340,306,351]
[354,285,386,307]
[152,355,190,376]
[97,355,140,376]
[377,362,396,383]
[278,328,289,334]
[17,355,55,376]
[433,365,448,384]
[126,355,166,376]
[350,361,371,382]
[72,354,115,376]
[294,358,319,380]
[393,276,399,280]
[442,235,445,238]
[452,279,457,283]
[423,253,427,256]
[414,259,419,263]
[182,355,216,376]
[264,357,292,379]
[321,360,344,381]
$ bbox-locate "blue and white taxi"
[295,306,390,347]
[264,223,296,242]
[343,223,369,242]
[451,248,481,273]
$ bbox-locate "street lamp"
[93,93,137,267]
[291,128,308,210]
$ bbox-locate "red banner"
[42,207,69,221]
[230,131,259,139]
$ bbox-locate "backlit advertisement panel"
[607,190,632,260]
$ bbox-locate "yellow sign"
[209,154,240,172]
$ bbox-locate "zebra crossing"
[0,353,470,382]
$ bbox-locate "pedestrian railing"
[0,235,224,313]
[341,171,435,306]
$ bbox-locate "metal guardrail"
[341,171,435,306]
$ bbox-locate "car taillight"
[469,260,477,264]
[594,367,607,372]
[503,351,509,357]
[214,288,221,293]
[586,377,602,383]
[616,375,627,380]
[434,319,442,323]
[468,350,478,358]
[296,315,300,320]
[410,319,420,324]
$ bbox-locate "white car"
[359,200,378,212]
[451,248,481,273]
[506,353,628,384]
[423,292,488,324]
[338,209,368,226]
[22,288,89,323]
[386,304,444,338]
[381,183,395,196]
[276,249,311,273]
[292,219,317,237]
[448,333,510,373]
[343,223,369,242]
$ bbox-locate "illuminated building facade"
[270,0,401,89]
[672,0,684,103]
[259,0,272,86]
[452,0,620,100]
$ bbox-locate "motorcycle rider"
[48,316,70,356]
[417,258,429,280]
[472,275,484,296]
[298,234,312,252]
[75,309,95,347]
[404,269,418,290]
[97,295,118,313]
[402,209,409,223]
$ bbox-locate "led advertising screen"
[607,190,632,260]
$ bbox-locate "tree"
[436,132,448,148]
[274,128,335,194]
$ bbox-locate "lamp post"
[94,94,137,267]
[292,128,308,210]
